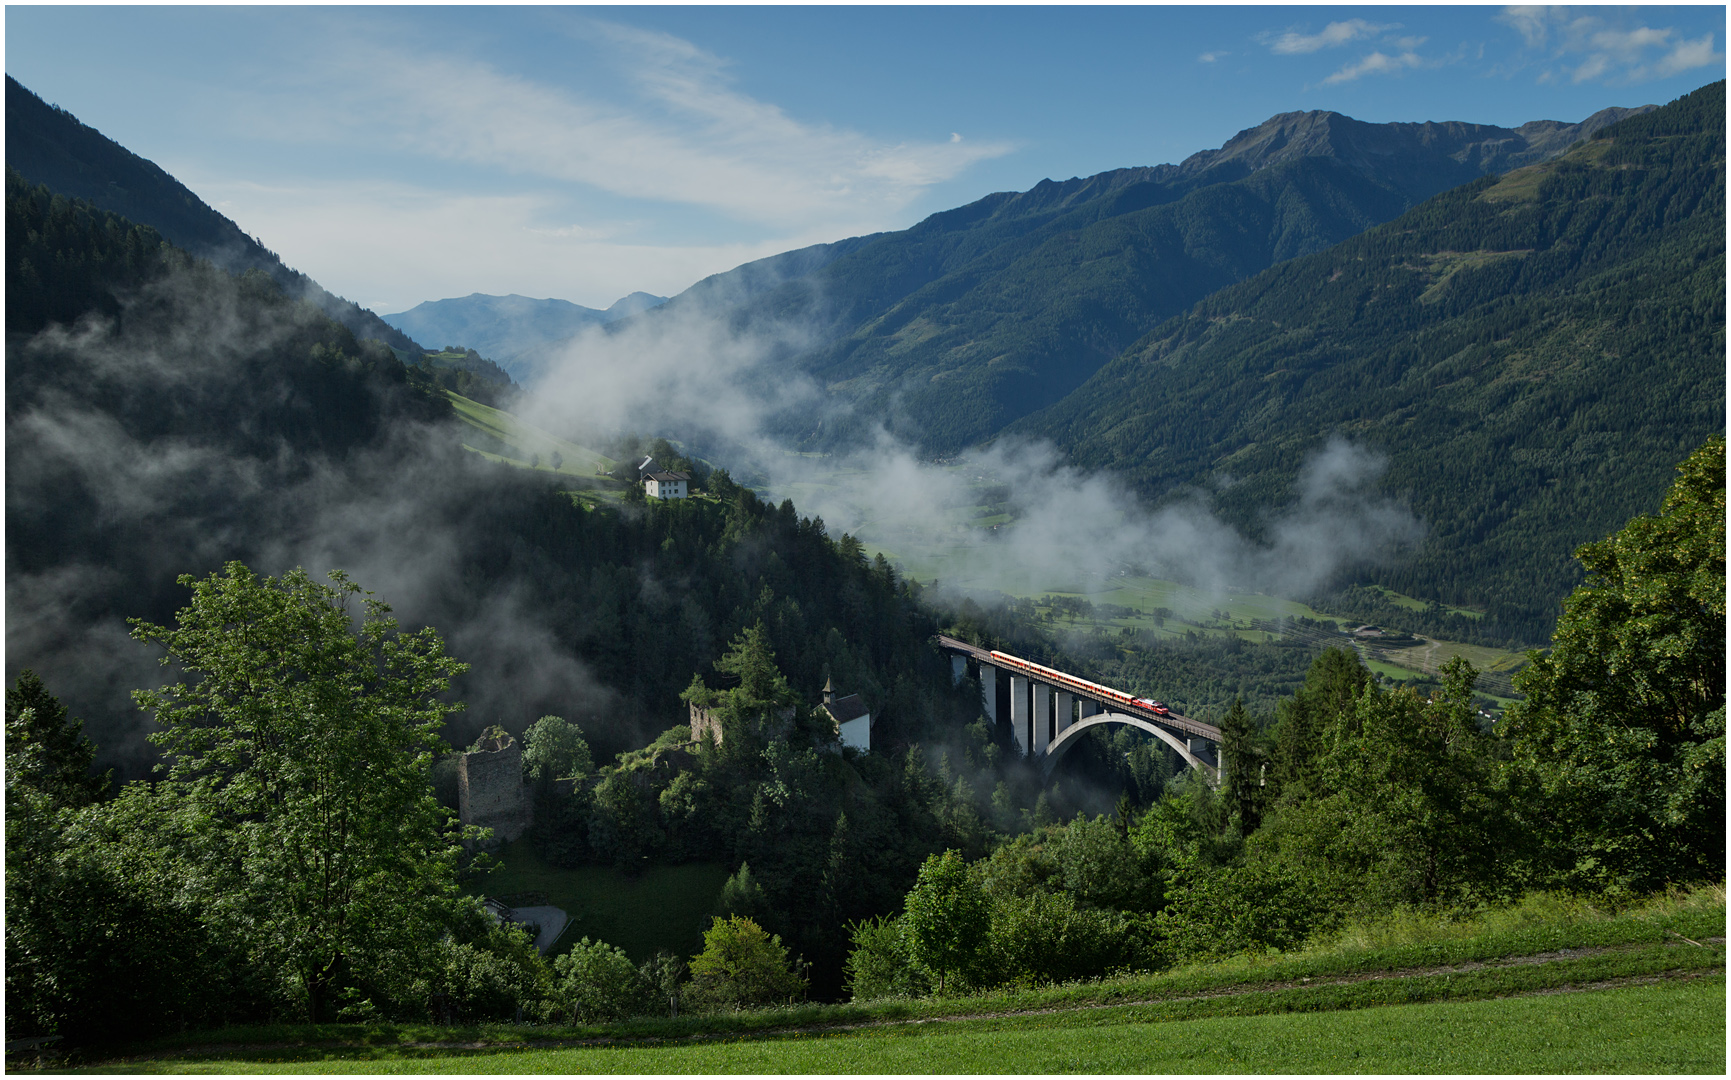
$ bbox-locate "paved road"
[508,905,569,954]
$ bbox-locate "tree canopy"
[1505,435,1725,893]
[130,563,471,1021]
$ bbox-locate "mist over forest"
[5,67,1722,1051]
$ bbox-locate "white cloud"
[1656,34,1722,77]
[1198,50,1229,63]
[170,18,1023,310]
[1322,51,1427,85]
[1264,19,1396,55]
[294,27,1014,232]
[1497,5,1553,50]
[1499,6,1723,85]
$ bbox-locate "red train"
[987,650,1171,717]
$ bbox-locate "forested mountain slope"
[5,76,422,354]
[1012,82,1725,642]
[640,102,1649,454]
[4,174,969,781]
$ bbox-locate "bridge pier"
[1056,692,1073,734]
[1079,699,1099,720]
[951,654,966,686]
[1010,674,1030,756]
[979,663,998,725]
[1187,738,1220,770]
[1033,684,1051,755]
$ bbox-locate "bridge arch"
[1042,713,1218,784]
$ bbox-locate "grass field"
[113,979,1719,1074]
[44,887,1724,1074]
[470,839,729,962]
[445,393,614,477]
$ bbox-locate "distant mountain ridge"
[4,76,422,355]
[622,100,1656,453]
[1165,105,1653,190]
[1009,82,1724,642]
[382,291,667,376]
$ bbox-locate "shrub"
[982,889,1148,988]
[687,916,806,1011]
[551,938,649,1023]
[843,914,933,1001]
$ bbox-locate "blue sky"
[7,5,1724,314]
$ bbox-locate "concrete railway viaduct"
[936,635,1223,784]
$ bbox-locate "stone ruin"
[458,726,531,849]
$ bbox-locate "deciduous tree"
[1505,436,1725,893]
[903,849,990,993]
[687,915,806,1010]
[130,562,469,1022]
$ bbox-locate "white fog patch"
[525,296,1422,614]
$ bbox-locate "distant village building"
[645,471,689,499]
[458,727,531,849]
[635,454,690,499]
[822,678,872,752]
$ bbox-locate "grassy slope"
[471,838,729,962]
[144,981,1720,1073]
[53,887,1724,1074]
[445,393,614,477]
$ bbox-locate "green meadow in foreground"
[119,978,1724,1075]
[46,887,1725,1075]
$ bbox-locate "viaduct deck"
[936,634,1222,743]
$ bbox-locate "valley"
[441,387,1528,706]
[4,18,1722,1069]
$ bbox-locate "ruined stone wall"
[458,733,530,846]
[689,702,723,746]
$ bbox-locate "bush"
[981,889,1151,988]
[551,938,649,1023]
[413,899,549,1024]
[843,915,933,1001]
[687,916,807,1011]
[1155,856,1336,962]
